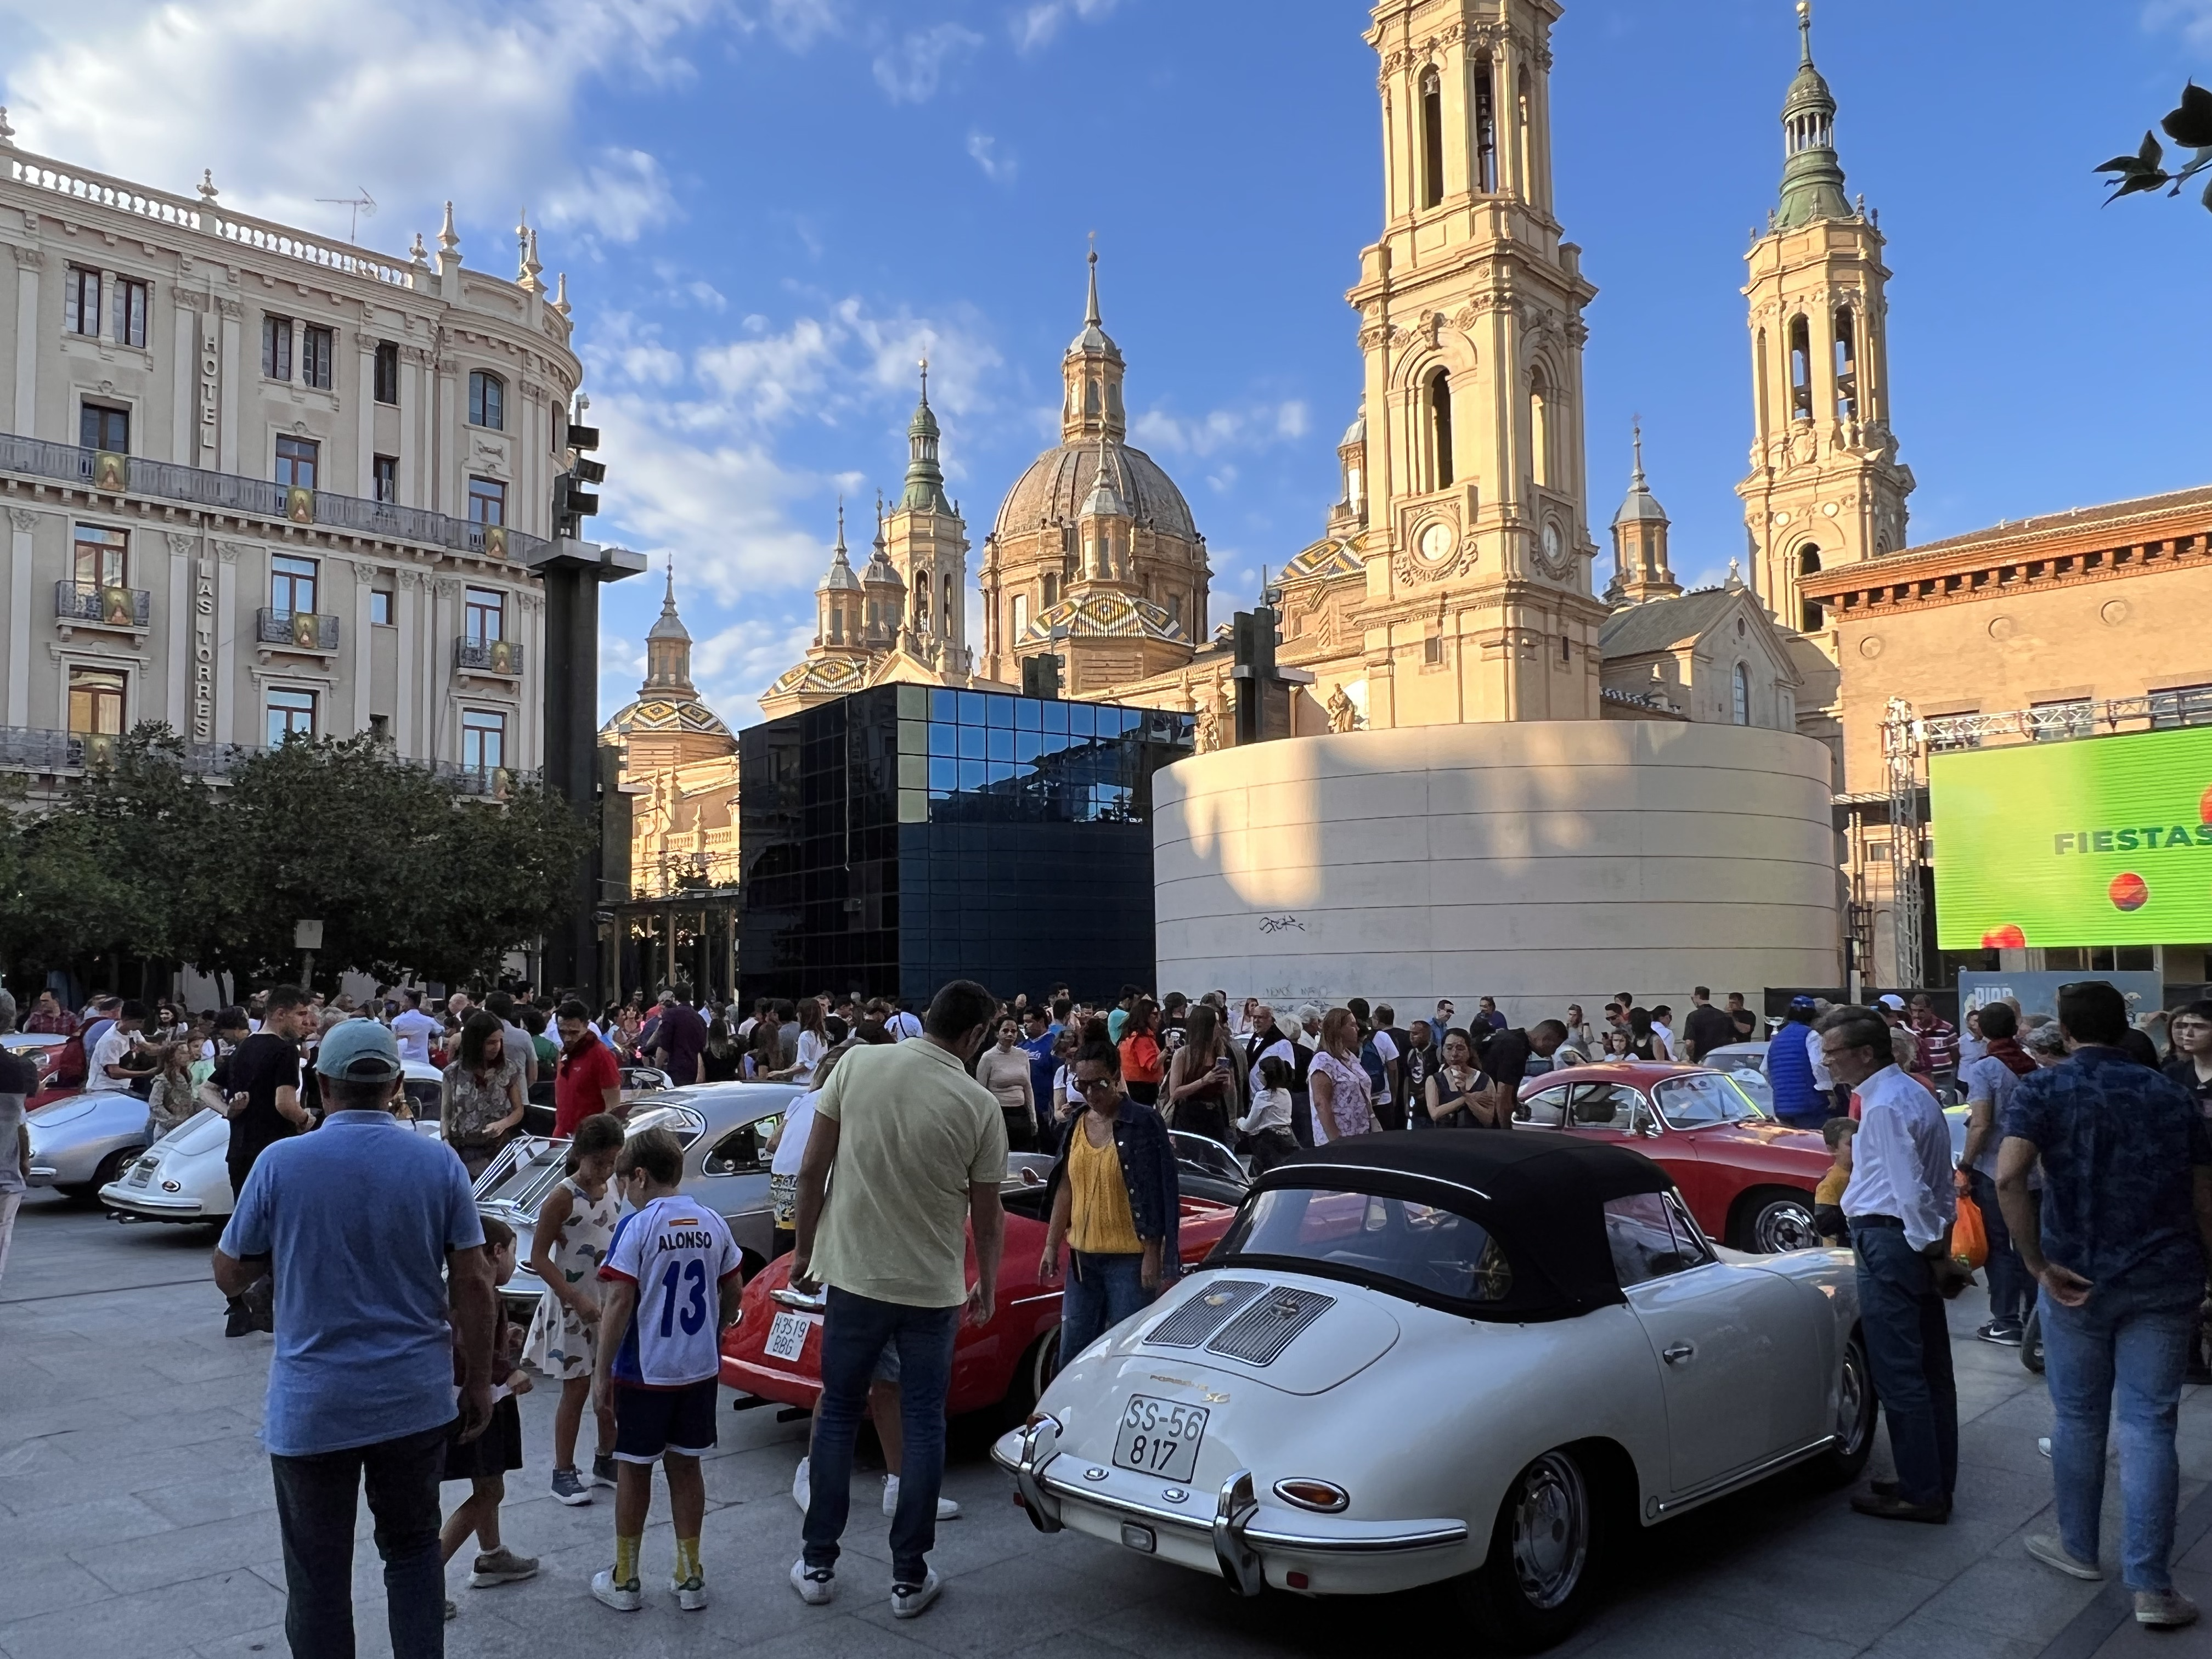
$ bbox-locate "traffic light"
[554,419,604,540]
[1022,651,1063,700]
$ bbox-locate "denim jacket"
[1047,1097,1181,1266]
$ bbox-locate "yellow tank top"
[1067,1120,1142,1255]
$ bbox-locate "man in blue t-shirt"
[1018,1006,1059,1139]
[216,1020,496,1657]
[1997,979,2212,1628]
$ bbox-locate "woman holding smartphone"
[1164,1002,1238,1146]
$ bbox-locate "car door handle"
[1662,1342,1695,1365]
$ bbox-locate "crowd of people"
[5,967,2208,1649]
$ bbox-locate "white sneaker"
[591,1569,642,1612]
[2136,1589,2200,1628]
[673,1572,708,1611]
[792,1455,811,1513]
[890,1567,942,1618]
[883,1474,961,1520]
[789,1556,835,1605]
[2025,1533,2103,1581]
[2038,1436,2052,1459]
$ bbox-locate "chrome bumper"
[995,1422,1468,1595]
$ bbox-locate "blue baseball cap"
[1787,995,1819,1013]
[316,1017,404,1081]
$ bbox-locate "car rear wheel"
[1811,1328,1877,1485]
[1457,1448,1601,1652]
[1003,1327,1060,1421]
[1735,1189,1820,1254]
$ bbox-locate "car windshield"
[477,1137,569,1214]
[1714,1066,1774,1116]
[1170,1131,1246,1189]
[1654,1072,1766,1128]
[1218,1186,1512,1304]
[624,1104,707,1148]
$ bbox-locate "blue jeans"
[268,1419,450,1659]
[1854,1223,1958,1506]
[1966,1170,2030,1328]
[803,1288,959,1584]
[2041,1277,2198,1590]
[1059,1250,1152,1367]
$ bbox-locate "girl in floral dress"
[524,1113,625,1504]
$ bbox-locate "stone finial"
[197,168,219,203]
[0,108,15,149]
[437,200,460,255]
[521,227,545,295]
[409,230,429,266]
[1726,556,1744,589]
[552,270,570,315]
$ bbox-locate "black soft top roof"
[1248,1131,1673,1320]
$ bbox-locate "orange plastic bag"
[1950,1191,1989,1273]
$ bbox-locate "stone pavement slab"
[5,1188,2209,1659]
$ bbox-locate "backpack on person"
[1357,1036,1387,1096]
[53,1028,87,1089]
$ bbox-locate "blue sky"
[4,0,2209,728]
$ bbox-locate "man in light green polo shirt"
[788,979,1005,1620]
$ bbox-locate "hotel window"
[73,523,129,589]
[67,666,126,736]
[467,477,506,526]
[301,324,335,391]
[468,370,505,430]
[262,314,293,381]
[64,266,100,336]
[369,590,393,627]
[2027,698,2093,742]
[461,709,507,773]
[269,554,318,617]
[80,402,129,454]
[266,687,317,746]
[2151,684,2212,729]
[373,340,400,404]
[113,278,148,349]
[464,586,505,644]
[373,454,399,504]
[275,435,319,490]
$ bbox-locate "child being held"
[1814,1116,1857,1245]
[439,1213,537,1619]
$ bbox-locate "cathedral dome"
[597,696,733,747]
[992,439,1196,543]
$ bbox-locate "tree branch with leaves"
[2097,82,2212,208]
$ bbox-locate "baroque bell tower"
[1737,1,1912,645]
[1349,0,1605,728]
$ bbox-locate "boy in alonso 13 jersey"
[590,1127,742,1613]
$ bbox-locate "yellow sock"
[674,1537,701,1582]
[614,1533,641,1585]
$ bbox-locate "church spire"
[1061,240,1126,443]
[1611,422,1678,605]
[1775,0,1852,229]
[642,553,697,694]
[900,354,952,514]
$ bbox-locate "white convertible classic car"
[995,1132,1872,1651]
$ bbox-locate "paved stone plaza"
[4,1190,2209,1659]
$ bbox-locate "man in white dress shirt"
[1821,1005,1969,1523]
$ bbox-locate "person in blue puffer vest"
[1767,996,1827,1130]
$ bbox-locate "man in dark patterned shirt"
[1997,979,2212,1630]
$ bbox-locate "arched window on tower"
[1419,67,1444,209]
[1427,368,1455,490]
[1797,544,1823,634]
[1756,328,1771,440]
[1515,68,1532,198]
[1529,369,1551,490]
[1788,315,1813,421]
[942,574,955,636]
[1731,663,1751,726]
[1833,307,1859,425]
[1474,61,1499,194]
[915,583,929,631]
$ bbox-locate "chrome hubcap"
[1837,1340,1872,1455]
[1510,1453,1588,1611]
[1755,1201,1818,1253]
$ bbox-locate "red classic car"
[720,1135,1248,1419]
[1517,1063,1832,1252]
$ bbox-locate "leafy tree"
[2097,82,2212,207]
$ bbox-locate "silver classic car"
[472,1082,804,1317]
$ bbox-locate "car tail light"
[1285,1570,1311,1590]
[1272,1479,1348,1513]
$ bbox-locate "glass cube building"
[738,685,1194,1005]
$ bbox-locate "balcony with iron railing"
[0,724,539,789]
[0,431,552,565]
[256,609,341,652]
[454,636,524,676]
[54,579,150,630]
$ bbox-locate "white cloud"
[1011,0,1119,54]
[2147,1,2212,47]
[872,21,983,102]
[967,131,1018,183]
[1131,399,1311,459]
[0,0,715,253]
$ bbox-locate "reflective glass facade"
[739,685,1194,1003]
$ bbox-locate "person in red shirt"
[553,1000,624,1138]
